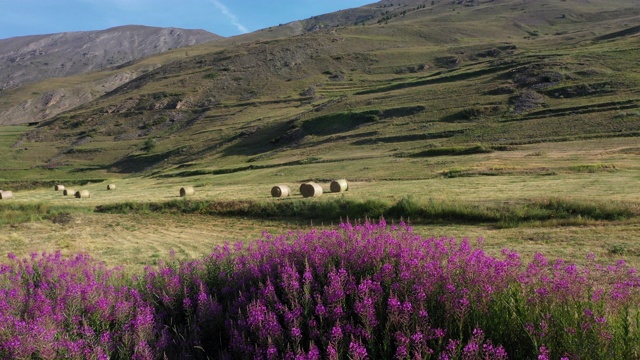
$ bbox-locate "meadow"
[1,133,638,271]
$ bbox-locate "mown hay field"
[0,137,638,271]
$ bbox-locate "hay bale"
[300,182,323,198]
[330,179,349,193]
[75,190,90,199]
[0,191,13,200]
[55,185,65,191]
[180,186,195,197]
[271,185,290,198]
[63,189,75,196]
[107,184,116,190]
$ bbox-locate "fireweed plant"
[0,252,155,359]
[0,220,639,359]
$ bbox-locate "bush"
[2,221,639,358]
[0,252,156,359]
[142,138,157,152]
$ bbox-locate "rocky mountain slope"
[0,26,221,125]
[0,25,221,91]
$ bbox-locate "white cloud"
[209,0,249,33]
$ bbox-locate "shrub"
[142,138,157,152]
[0,252,156,359]
[1,222,639,358]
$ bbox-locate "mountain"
[0,26,221,125]
[3,0,640,178]
[0,25,222,90]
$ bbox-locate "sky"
[0,0,375,40]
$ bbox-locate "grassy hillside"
[0,0,639,269]
[6,0,637,175]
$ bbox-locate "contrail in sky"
[210,0,249,33]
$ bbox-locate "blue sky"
[0,0,375,39]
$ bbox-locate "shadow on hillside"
[219,106,428,156]
[109,148,183,173]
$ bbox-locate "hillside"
[2,0,635,179]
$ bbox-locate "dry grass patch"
[0,213,294,272]
[1,212,638,274]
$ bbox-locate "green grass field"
[1,131,639,271]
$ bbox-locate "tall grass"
[0,203,92,226]
[0,179,105,191]
[0,220,638,359]
[409,145,494,158]
[95,196,638,226]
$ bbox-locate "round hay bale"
[300,182,318,196]
[0,191,13,200]
[180,186,195,197]
[300,182,323,198]
[63,189,75,196]
[330,179,349,193]
[107,184,116,190]
[271,185,290,198]
[55,185,65,191]
[75,190,90,199]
